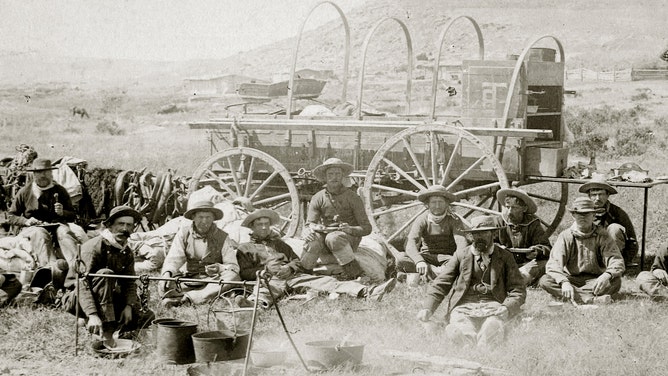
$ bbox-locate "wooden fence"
[566,68,668,82]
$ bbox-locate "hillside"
[0,0,666,88]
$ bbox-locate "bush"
[96,120,125,135]
[611,125,654,156]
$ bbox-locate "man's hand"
[593,272,612,296]
[338,223,352,235]
[54,202,64,216]
[525,249,538,260]
[25,217,41,226]
[493,305,509,319]
[265,259,284,276]
[561,281,574,300]
[205,264,220,277]
[415,261,428,275]
[119,305,133,325]
[652,269,668,285]
[416,309,432,322]
[86,314,103,336]
[302,225,321,242]
[158,279,175,298]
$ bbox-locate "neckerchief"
[31,182,55,200]
[192,224,217,243]
[428,212,447,224]
[569,223,597,239]
[101,229,126,250]
[470,243,494,268]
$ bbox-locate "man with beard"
[7,158,79,283]
[60,206,155,344]
[236,209,396,308]
[539,197,625,304]
[416,216,526,347]
[158,201,240,308]
[579,179,638,266]
[398,185,464,281]
[301,158,372,281]
[492,188,551,286]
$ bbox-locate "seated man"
[301,158,372,281]
[236,209,396,308]
[636,244,668,299]
[416,216,526,347]
[493,188,551,286]
[7,158,79,282]
[158,201,240,308]
[0,272,22,307]
[398,185,464,280]
[539,197,625,304]
[579,179,638,266]
[59,206,155,343]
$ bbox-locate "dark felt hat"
[104,205,142,226]
[567,197,605,213]
[578,179,617,195]
[462,215,502,233]
[312,158,354,182]
[496,188,537,214]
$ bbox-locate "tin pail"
[191,331,249,363]
[156,320,198,364]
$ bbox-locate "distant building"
[184,74,267,100]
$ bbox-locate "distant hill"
[1,0,665,88]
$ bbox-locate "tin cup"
[19,270,35,289]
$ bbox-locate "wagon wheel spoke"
[226,156,243,196]
[516,181,568,237]
[190,147,300,237]
[440,136,463,186]
[401,137,430,186]
[243,156,257,197]
[364,124,508,246]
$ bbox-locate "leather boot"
[50,259,69,291]
[341,260,365,280]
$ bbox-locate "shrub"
[611,125,654,156]
[655,116,668,128]
[96,120,125,135]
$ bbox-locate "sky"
[1,0,368,61]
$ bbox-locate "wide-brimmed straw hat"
[312,158,354,182]
[567,197,605,213]
[241,208,280,228]
[496,188,537,214]
[26,158,58,172]
[578,179,618,195]
[184,200,223,220]
[462,215,502,233]
[104,205,142,226]
[417,185,459,203]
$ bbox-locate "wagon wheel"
[362,124,509,246]
[514,180,568,238]
[189,147,301,237]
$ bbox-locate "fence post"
[580,67,584,82]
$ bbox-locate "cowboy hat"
[26,158,57,172]
[312,158,354,182]
[578,179,617,195]
[462,215,502,233]
[567,197,605,213]
[241,208,280,228]
[104,205,143,226]
[417,185,459,203]
[184,200,223,220]
[496,188,537,214]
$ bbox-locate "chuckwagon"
[188,2,571,259]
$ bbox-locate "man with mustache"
[416,216,526,347]
[492,188,551,286]
[578,179,638,267]
[60,206,155,344]
[7,158,79,285]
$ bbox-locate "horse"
[71,107,89,118]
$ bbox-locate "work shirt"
[236,233,302,281]
[7,183,75,226]
[595,202,638,253]
[405,212,463,264]
[492,214,552,265]
[75,236,138,317]
[306,186,371,238]
[546,224,625,285]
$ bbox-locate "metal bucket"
[156,320,198,364]
[151,317,176,343]
[303,340,364,369]
[191,331,249,363]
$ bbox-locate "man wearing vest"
[492,188,552,286]
[398,185,464,281]
[158,201,240,308]
[417,216,526,347]
[539,197,625,304]
[236,209,396,307]
[301,158,372,281]
[579,179,638,266]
